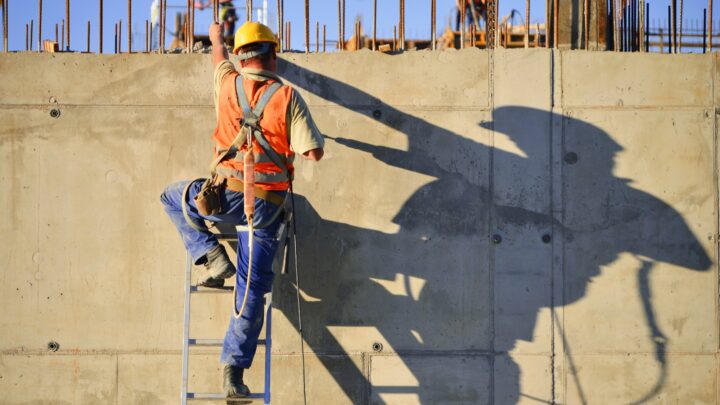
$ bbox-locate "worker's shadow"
[273,59,712,404]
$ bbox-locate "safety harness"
[181,73,293,320]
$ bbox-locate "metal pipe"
[38,0,42,52]
[99,0,103,53]
[526,0,530,48]
[86,20,89,52]
[65,0,70,51]
[373,0,377,50]
[305,0,309,53]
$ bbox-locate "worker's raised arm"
[209,23,229,67]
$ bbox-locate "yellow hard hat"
[233,21,279,55]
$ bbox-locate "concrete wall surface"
[0,49,717,404]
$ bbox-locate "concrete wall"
[0,49,717,404]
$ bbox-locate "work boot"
[223,364,250,399]
[198,245,235,288]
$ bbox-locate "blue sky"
[1,0,717,52]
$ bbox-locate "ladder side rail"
[181,252,193,405]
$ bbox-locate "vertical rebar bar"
[461,0,466,48]
[400,0,405,50]
[25,23,28,51]
[213,0,218,23]
[55,23,58,46]
[99,0,103,53]
[114,22,117,53]
[61,19,65,50]
[393,25,396,50]
[145,20,149,52]
[373,0,377,50]
[86,20,90,52]
[667,5,671,52]
[525,0,530,48]
[704,8,707,52]
[337,0,341,50]
[545,0,550,48]
[3,0,7,53]
[304,0,309,53]
[287,21,291,50]
[342,0,345,50]
[583,0,588,48]
[323,24,326,52]
[276,0,281,50]
[191,0,195,48]
[119,19,122,53]
[671,0,676,52]
[128,0,132,53]
[553,0,559,47]
[678,0,683,52]
[316,21,319,53]
[639,0,643,51]
[65,0,70,50]
[29,20,33,51]
[645,2,649,51]
[38,0,42,52]
[431,0,436,50]
[704,0,713,52]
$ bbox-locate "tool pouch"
[194,177,223,216]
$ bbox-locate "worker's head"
[234,22,279,70]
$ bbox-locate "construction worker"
[456,0,487,31]
[159,21,324,399]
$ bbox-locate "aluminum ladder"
[180,245,273,404]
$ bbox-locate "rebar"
[337,0,342,50]
[214,0,218,23]
[38,0,42,52]
[667,5,671,52]
[305,0,309,53]
[373,0,377,50]
[525,0,530,48]
[65,0,69,50]
[704,0,713,52]
[247,0,252,22]
[3,0,7,53]
[145,20,149,52]
[191,0,195,48]
[25,23,28,51]
[703,8,707,53]
[431,0,436,50]
[61,19,65,50]
[545,0,550,48]
[400,0,405,50]
[323,24,326,52]
[553,0,559,48]
[276,0,281,50]
[55,24,58,45]
[487,0,496,49]
[29,20,33,51]
[393,25,396,50]
[645,2,649,51]
[119,19,122,53]
[99,0,103,53]
[287,21,291,50]
[342,0,346,50]
[114,23,117,53]
[461,0,465,48]
[316,21,319,53]
[583,0,588,49]
[128,0,132,53]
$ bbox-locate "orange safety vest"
[212,71,294,191]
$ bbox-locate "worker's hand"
[209,23,224,46]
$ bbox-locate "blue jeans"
[160,179,285,368]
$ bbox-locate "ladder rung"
[187,392,265,401]
[188,339,266,346]
[190,286,234,293]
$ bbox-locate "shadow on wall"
[274,59,712,404]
